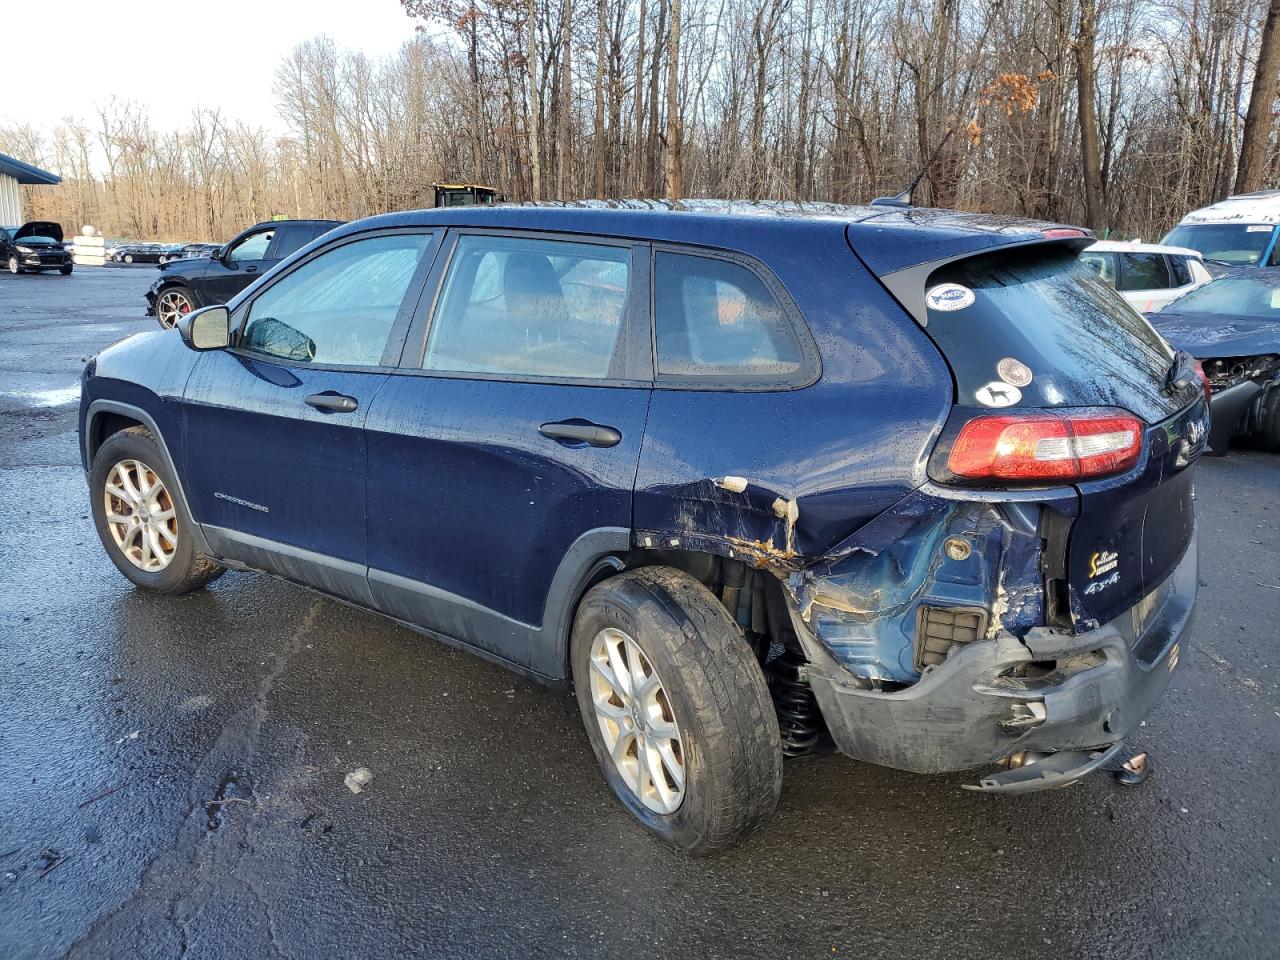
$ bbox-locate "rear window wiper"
[1166,349,1198,394]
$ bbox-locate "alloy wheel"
[7,256,17,274]
[156,290,193,329]
[588,627,687,814]
[103,459,178,572]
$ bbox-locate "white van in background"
[1161,189,1280,271]
[1079,240,1212,312]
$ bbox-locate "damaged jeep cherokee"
[78,201,1205,853]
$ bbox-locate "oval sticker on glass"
[975,381,1022,407]
[926,283,976,312]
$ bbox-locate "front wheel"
[89,427,224,594]
[571,567,782,854]
[60,264,73,276]
[7,255,19,274]
[155,285,196,329]
[124,254,134,264]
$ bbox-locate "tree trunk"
[633,0,648,196]
[1237,0,1280,194]
[664,0,683,199]
[558,0,573,198]
[527,0,542,201]
[1075,0,1106,231]
[594,0,607,199]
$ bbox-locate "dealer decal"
[925,283,976,312]
[1088,550,1119,578]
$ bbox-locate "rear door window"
[268,225,313,261]
[922,246,1180,423]
[1167,255,1192,286]
[653,252,808,383]
[423,234,631,379]
[1079,252,1116,285]
[1117,253,1171,291]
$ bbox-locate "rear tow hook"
[1101,750,1151,786]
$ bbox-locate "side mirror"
[178,305,230,351]
[210,246,224,262]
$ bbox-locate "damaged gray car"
[1147,270,1280,453]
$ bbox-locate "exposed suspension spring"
[769,650,823,757]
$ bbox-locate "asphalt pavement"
[0,267,1277,960]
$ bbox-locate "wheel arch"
[551,541,777,683]
[84,399,213,555]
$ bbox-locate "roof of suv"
[1177,190,1280,226]
[1085,239,1203,258]
[329,200,1090,277]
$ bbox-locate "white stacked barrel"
[72,224,107,267]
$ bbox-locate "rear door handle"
[305,391,358,413]
[539,420,622,448]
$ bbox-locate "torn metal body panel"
[786,491,1055,684]
[788,533,1196,776]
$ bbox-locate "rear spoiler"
[850,231,1095,328]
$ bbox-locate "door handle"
[245,265,258,274]
[305,391,358,413]
[539,420,622,448]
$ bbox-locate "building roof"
[0,152,60,185]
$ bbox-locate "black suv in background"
[3,221,73,275]
[146,219,342,327]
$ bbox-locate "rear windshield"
[924,246,1177,423]
[1162,223,1276,266]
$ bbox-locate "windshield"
[1161,275,1280,319]
[1161,223,1276,266]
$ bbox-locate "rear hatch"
[854,231,1206,631]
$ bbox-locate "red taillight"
[1192,359,1214,400]
[947,411,1143,483]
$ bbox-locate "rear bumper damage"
[789,529,1196,791]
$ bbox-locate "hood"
[13,221,63,243]
[1149,310,1280,358]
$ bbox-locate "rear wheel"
[155,286,196,329]
[571,566,782,854]
[89,427,224,594]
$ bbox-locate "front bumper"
[791,530,1196,780]
[17,253,70,268]
[1206,380,1261,453]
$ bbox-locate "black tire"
[7,255,20,274]
[571,566,782,854]
[60,265,73,276]
[89,426,224,594]
[154,284,197,329]
[1254,388,1280,452]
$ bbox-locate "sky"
[1,0,423,135]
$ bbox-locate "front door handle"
[539,419,622,448]
[245,265,258,274]
[306,391,358,413]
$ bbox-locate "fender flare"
[84,399,213,556]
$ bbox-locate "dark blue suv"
[79,202,1206,852]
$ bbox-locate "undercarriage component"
[767,650,825,757]
[962,742,1126,793]
[1102,750,1151,786]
